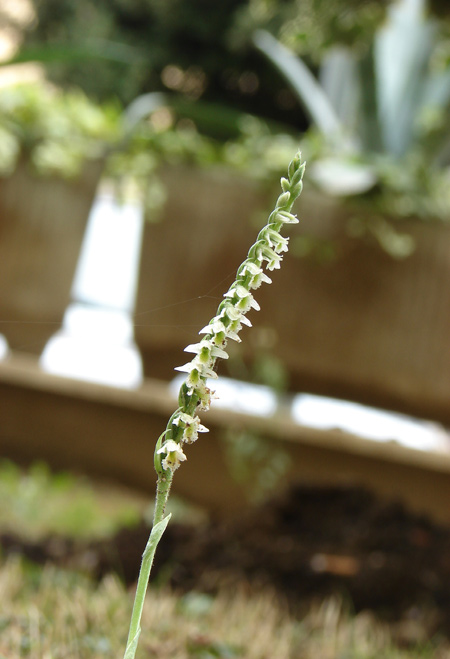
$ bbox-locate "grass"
[1,460,450,658]
[0,557,294,658]
[2,555,449,659]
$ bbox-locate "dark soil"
[3,484,450,638]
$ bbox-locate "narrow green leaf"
[420,67,450,111]
[123,631,140,659]
[252,30,344,144]
[143,512,172,559]
[319,46,360,134]
[374,0,436,156]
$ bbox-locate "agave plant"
[253,0,450,255]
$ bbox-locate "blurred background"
[2,1,450,656]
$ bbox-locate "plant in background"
[19,0,306,131]
[105,89,301,217]
[0,83,121,178]
[0,81,300,224]
[223,427,292,502]
[233,0,388,63]
[252,0,450,256]
[123,150,305,659]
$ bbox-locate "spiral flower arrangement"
[124,151,306,659]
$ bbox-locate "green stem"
[152,473,173,527]
[123,472,173,659]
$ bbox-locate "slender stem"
[123,472,173,659]
[151,472,173,527]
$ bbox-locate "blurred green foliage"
[11,0,450,135]
[21,0,305,129]
[0,83,121,177]
[0,460,140,539]
[232,0,388,61]
[252,0,450,255]
[5,1,450,259]
[222,428,291,503]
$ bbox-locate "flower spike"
[158,151,305,477]
[125,152,306,659]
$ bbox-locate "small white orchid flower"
[257,244,283,270]
[239,314,252,327]
[225,329,241,342]
[198,364,218,379]
[172,412,209,444]
[266,257,282,271]
[184,339,229,361]
[224,287,260,313]
[174,360,200,376]
[198,316,227,336]
[242,261,260,275]
[228,318,243,335]
[184,419,209,444]
[156,439,187,471]
[276,210,299,224]
[175,356,218,380]
[265,228,289,253]
[242,262,272,289]
[236,294,260,313]
[222,303,243,321]
[195,380,214,411]
[172,412,193,427]
[236,284,252,299]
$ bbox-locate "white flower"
[275,210,299,224]
[174,360,199,376]
[172,412,193,427]
[235,284,252,299]
[265,227,289,253]
[222,304,242,321]
[174,361,202,394]
[257,243,283,270]
[184,339,229,361]
[225,329,241,342]
[172,412,209,444]
[154,152,304,487]
[242,261,262,276]
[227,318,246,339]
[210,332,227,347]
[241,262,272,289]
[239,315,253,327]
[238,294,260,313]
[198,312,232,346]
[156,439,187,471]
[198,316,227,336]
[224,287,260,313]
[175,356,218,380]
[266,257,282,271]
[197,363,218,379]
[195,380,215,411]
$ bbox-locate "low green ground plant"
[0,460,141,541]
